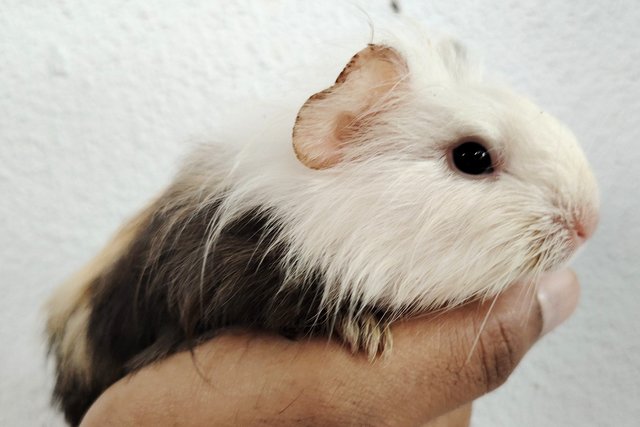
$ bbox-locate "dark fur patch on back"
[56,193,332,424]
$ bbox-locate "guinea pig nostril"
[575,223,587,240]
[575,213,598,241]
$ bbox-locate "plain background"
[1,1,638,426]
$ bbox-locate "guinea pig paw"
[336,313,393,360]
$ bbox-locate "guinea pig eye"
[451,141,494,175]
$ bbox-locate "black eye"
[451,141,494,175]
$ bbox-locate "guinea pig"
[45,32,599,425]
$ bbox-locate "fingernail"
[536,269,580,336]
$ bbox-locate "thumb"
[349,269,580,425]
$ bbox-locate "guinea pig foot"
[337,313,393,360]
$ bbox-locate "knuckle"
[476,314,525,392]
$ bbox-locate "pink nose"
[574,212,599,244]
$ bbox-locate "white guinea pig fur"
[45,30,599,425]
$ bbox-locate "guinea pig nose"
[574,212,599,243]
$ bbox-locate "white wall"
[1,1,638,426]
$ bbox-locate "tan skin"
[81,270,578,426]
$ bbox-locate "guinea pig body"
[46,31,599,425]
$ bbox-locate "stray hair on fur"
[46,28,598,425]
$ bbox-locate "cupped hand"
[81,269,579,426]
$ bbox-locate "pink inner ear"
[292,45,406,169]
[334,112,359,142]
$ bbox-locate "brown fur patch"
[48,181,401,424]
[45,201,158,425]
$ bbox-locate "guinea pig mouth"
[524,223,577,275]
[552,215,590,253]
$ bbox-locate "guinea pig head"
[291,41,599,309]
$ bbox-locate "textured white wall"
[1,1,638,426]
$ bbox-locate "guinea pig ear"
[292,44,407,169]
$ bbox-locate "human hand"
[80,269,579,426]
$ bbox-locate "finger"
[423,402,472,427]
[337,268,580,425]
